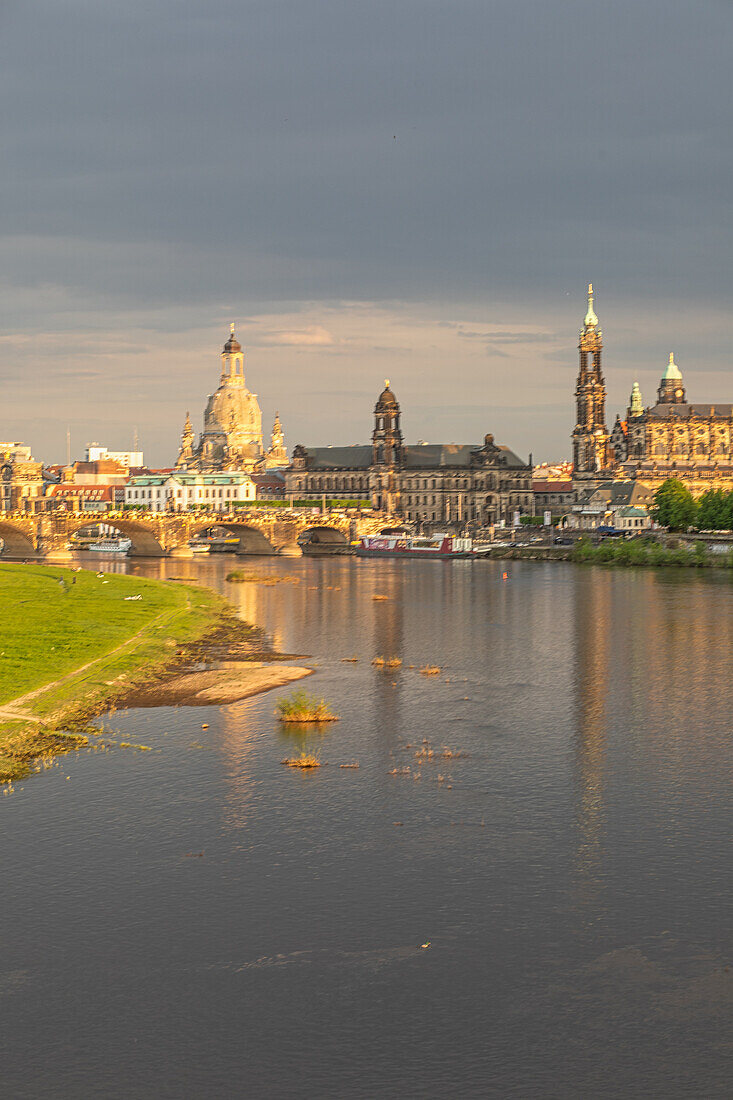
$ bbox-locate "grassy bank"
[571,538,733,568]
[0,564,234,782]
[487,540,733,569]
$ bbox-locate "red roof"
[47,485,115,501]
[532,480,573,493]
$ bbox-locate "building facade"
[568,480,654,530]
[175,327,287,473]
[572,287,733,494]
[0,442,45,512]
[86,444,144,466]
[125,472,255,512]
[285,382,533,526]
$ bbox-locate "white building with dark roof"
[285,382,533,527]
[125,471,255,513]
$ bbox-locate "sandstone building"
[126,471,256,513]
[572,286,733,493]
[176,327,286,473]
[0,442,44,512]
[285,382,532,526]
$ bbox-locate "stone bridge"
[0,509,390,559]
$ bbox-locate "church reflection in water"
[571,566,733,909]
[572,569,611,901]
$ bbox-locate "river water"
[1,555,732,1098]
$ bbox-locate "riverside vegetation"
[0,563,241,783]
[571,536,733,568]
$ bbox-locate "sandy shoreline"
[120,661,313,707]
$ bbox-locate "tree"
[697,488,730,531]
[652,479,698,531]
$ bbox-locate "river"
[1,555,732,1098]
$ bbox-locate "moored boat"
[86,537,132,554]
[356,533,474,559]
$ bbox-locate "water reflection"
[9,552,729,1098]
[214,697,261,831]
[572,570,610,903]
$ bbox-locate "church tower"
[572,284,610,477]
[372,381,404,466]
[221,323,246,385]
[265,411,288,467]
[656,352,686,405]
[175,412,195,469]
[628,381,644,418]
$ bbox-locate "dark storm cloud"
[5,0,733,304]
[1,0,733,461]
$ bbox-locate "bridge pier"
[41,549,75,562]
[168,547,195,559]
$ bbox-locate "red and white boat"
[356,533,475,559]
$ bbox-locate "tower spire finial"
[230,321,235,336]
[584,283,599,328]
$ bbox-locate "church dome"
[376,380,398,409]
[205,386,261,438]
[662,352,682,381]
[223,325,242,354]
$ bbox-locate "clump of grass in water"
[276,689,339,723]
[419,665,441,676]
[371,594,389,601]
[281,752,321,769]
[371,655,402,669]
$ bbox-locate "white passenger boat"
[86,537,132,554]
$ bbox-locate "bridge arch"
[0,520,36,556]
[67,518,167,557]
[187,520,276,556]
[297,526,350,553]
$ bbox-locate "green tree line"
[652,479,733,532]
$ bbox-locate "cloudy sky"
[2,0,733,465]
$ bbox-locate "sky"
[2,0,733,466]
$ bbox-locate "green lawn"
[0,563,230,782]
[0,564,217,704]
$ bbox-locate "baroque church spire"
[657,351,686,405]
[629,381,644,417]
[583,283,599,329]
[372,380,403,466]
[265,410,288,467]
[572,283,610,478]
[175,411,195,469]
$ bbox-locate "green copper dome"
[662,352,682,381]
